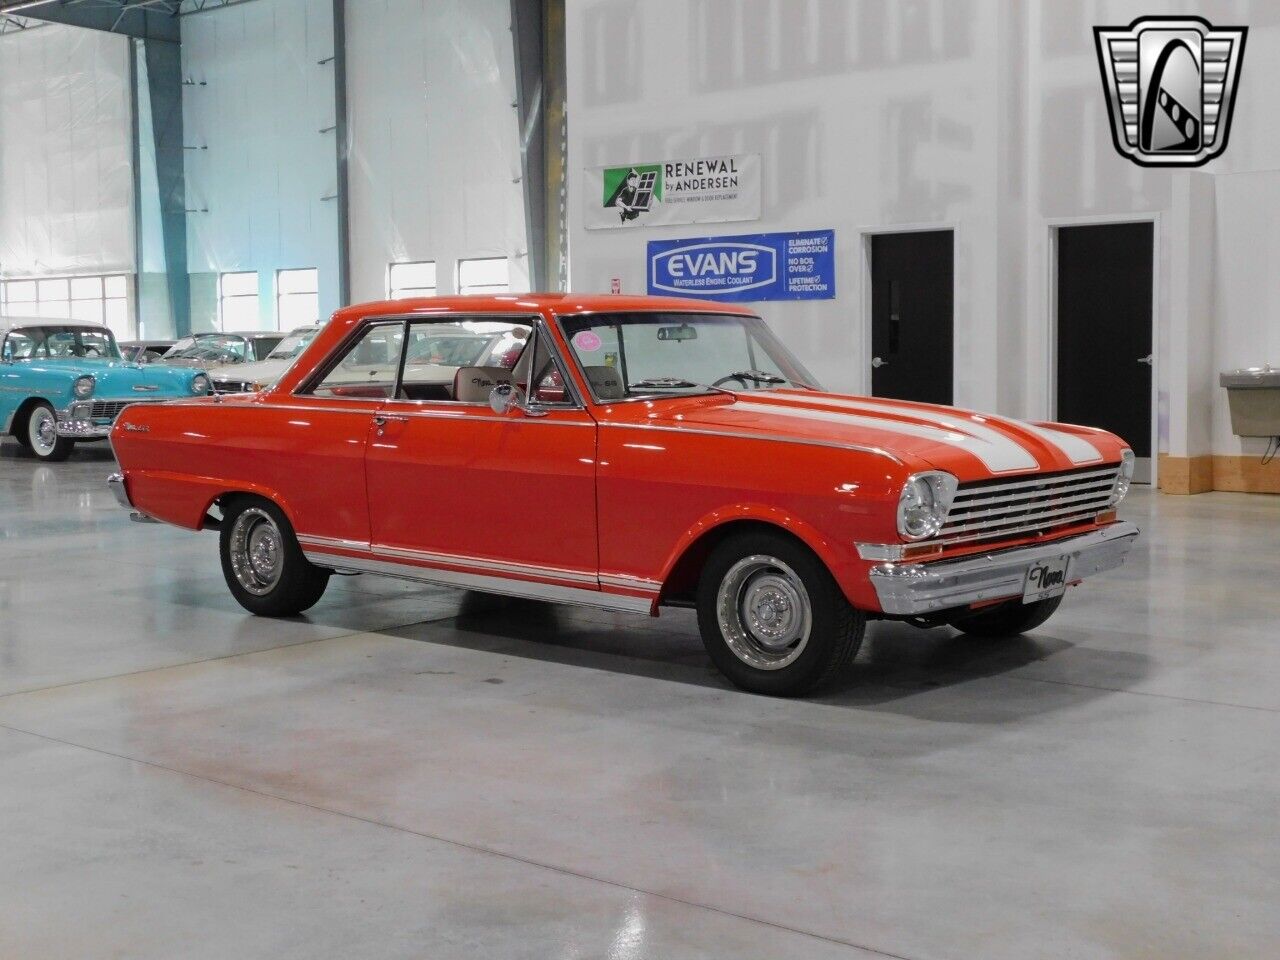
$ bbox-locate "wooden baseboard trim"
[1158,455,1214,494]
[1158,454,1280,494]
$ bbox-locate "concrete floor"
[1,441,1277,960]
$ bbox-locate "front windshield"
[165,334,248,363]
[1,325,121,361]
[558,312,819,400]
[267,328,320,361]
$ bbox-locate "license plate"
[1022,555,1071,603]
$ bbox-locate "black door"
[1056,222,1153,471]
[870,230,953,404]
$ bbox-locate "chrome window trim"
[597,420,904,464]
[299,543,655,615]
[293,316,408,398]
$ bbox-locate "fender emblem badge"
[122,422,149,433]
[132,384,161,392]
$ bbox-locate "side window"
[397,317,532,403]
[307,322,403,399]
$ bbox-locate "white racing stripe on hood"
[732,401,1037,472]
[996,419,1103,465]
[761,395,1103,467]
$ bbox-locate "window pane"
[104,298,128,336]
[38,299,71,319]
[220,271,258,297]
[38,278,69,301]
[68,300,104,324]
[457,258,509,294]
[104,275,127,298]
[277,267,318,295]
[279,292,318,327]
[221,296,259,328]
[310,323,403,399]
[399,319,531,402]
[6,280,36,303]
[389,261,436,293]
[70,276,102,300]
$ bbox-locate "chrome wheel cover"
[228,508,284,596]
[716,554,813,670]
[29,407,57,457]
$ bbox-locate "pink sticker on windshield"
[573,330,603,352]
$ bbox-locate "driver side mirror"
[488,382,526,415]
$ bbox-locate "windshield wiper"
[628,376,735,397]
[724,370,787,385]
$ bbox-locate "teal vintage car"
[1,317,211,462]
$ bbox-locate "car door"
[364,316,600,593]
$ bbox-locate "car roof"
[0,315,107,333]
[333,293,757,323]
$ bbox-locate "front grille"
[89,400,131,419]
[213,380,254,394]
[940,465,1121,546]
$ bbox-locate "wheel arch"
[657,506,845,607]
[198,483,298,532]
[7,396,55,435]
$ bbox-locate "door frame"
[858,222,958,398]
[1045,213,1160,486]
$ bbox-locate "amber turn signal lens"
[902,543,944,561]
[1095,510,1118,524]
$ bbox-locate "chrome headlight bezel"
[1110,450,1136,505]
[73,375,95,399]
[190,373,211,395]
[896,471,959,542]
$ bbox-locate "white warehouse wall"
[0,24,134,278]
[566,0,1280,471]
[345,0,530,302]
[181,0,341,331]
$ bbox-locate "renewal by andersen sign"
[583,153,761,230]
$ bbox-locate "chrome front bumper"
[107,472,132,508]
[868,521,1140,616]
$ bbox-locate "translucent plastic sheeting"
[0,24,135,278]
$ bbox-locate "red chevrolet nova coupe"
[109,294,1138,695]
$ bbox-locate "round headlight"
[191,373,210,395]
[896,471,959,541]
[73,375,95,399]
[1111,449,1136,505]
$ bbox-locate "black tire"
[219,496,330,616]
[22,402,75,461]
[950,595,1063,638]
[696,530,865,696]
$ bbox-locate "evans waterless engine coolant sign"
[646,229,835,302]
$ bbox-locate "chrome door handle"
[871,356,889,369]
[1137,354,1153,366]
[373,414,409,427]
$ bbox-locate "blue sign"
[647,229,835,302]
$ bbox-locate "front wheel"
[23,402,76,461]
[696,531,865,696]
[950,595,1063,637]
[219,497,330,616]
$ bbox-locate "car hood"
[635,390,1125,480]
[208,356,293,385]
[18,356,203,399]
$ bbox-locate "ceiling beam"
[0,0,179,42]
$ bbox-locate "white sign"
[583,154,761,230]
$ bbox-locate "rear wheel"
[696,531,864,696]
[219,497,330,616]
[950,595,1063,637]
[22,402,75,462]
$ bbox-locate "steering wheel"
[84,347,102,358]
[712,374,749,389]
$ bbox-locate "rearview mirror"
[657,323,698,342]
[488,382,526,415]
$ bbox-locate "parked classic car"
[108,294,1139,695]
[158,331,285,369]
[119,339,176,364]
[1,317,212,462]
[209,325,323,393]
